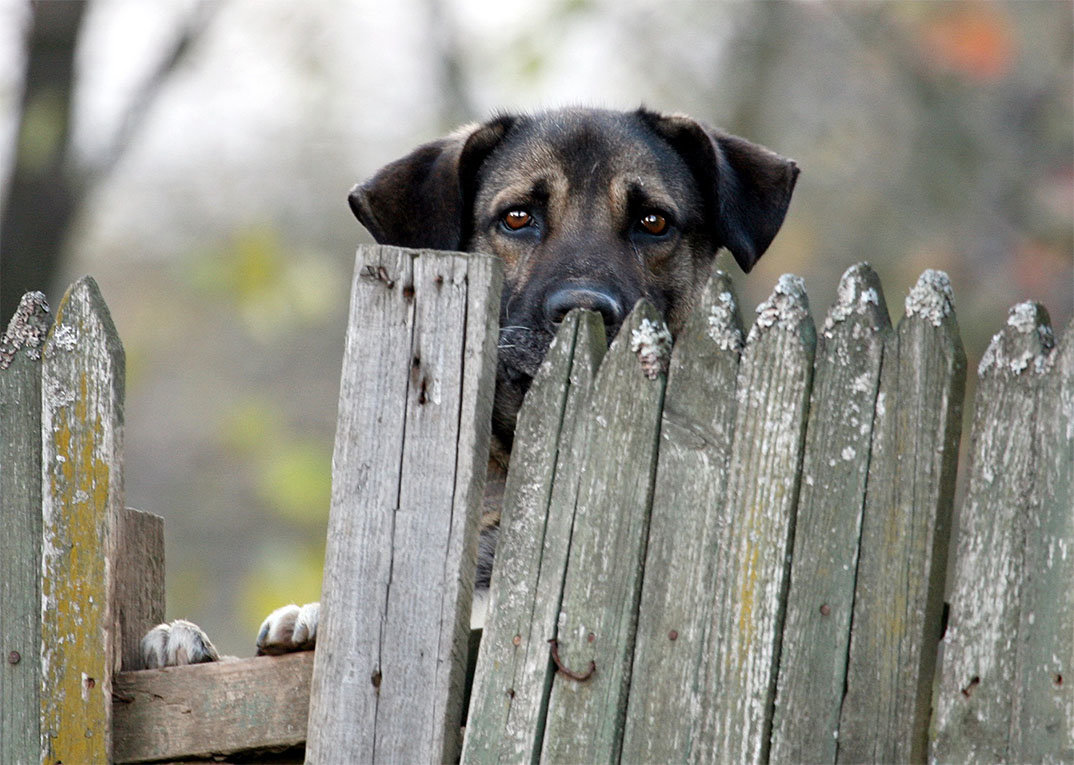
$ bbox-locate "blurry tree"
[1,0,217,322]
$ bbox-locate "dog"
[140,107,798,668]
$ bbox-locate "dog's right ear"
[348,117,514,251]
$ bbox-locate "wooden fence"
[0,245,1069,763]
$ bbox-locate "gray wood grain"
[619,271,743,763]
[701,274,815,764]
[1011,319,1072,762]
[770,263,891,764]
[115,507,165,672]
[307,246,501,764]
[0,291,51,765]
[307,245,416,763]
[39,276,126,763]
[462,309,606,763]
[837,269,966,763]
[540,300,670,764]
[112,652,313,762]
[931,302,1054,762]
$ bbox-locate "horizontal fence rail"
[0,246,1069,763]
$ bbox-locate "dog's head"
[349,107,798,444]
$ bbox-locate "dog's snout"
[543,286,624,330]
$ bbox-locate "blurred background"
[1,0,1071,656]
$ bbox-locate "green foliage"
[184,226,341,341]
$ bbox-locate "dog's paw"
[140,619,220,669]
[256,602,319,655]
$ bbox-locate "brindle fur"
[350,106,799,591]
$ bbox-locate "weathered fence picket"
[770,263,891,763]
[703,274,816,763]
[1,292,51,765]
[306,246,502,764]
[932,303,1069,762]
[620,271,744,762]
[462,309,606,763]
[39,277,127,762]
[836,269,966,762]
[539,300,670,764]
[2,245,1070,764]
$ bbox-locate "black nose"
[543,285,625,330]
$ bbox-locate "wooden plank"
[306,246,502,763]
[114,507,165,672]
[112,652,313,762]
[1011,319,1072,761]
[0,291,51,765]
[539,300,670,764]
[837,269,966,762]
[931,301,1054,762]
[619,271,744,762]
[306,245,415,763]
[39,276,126,763]
[701,274,815,764]
[770,263,890,763]
[462,309,606,763]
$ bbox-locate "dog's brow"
[489,175,557,213]
[622,178,679,218]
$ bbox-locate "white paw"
[140,619,220,669]
[256,602,319,655]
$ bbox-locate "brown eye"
[502,209,532,230]
[640,212,668,236]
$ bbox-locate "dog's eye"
[639,212,669,236]
[502,209,533,230]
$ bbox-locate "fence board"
[39,277,126,763]
[837,269,966,761]
[112,652,312,762]
[114,507,165,672]
[0,291,51,765]
[702,274,815,763]
[1012,319,1072,761]
[306,246,501,764]
[931,302,1055,762]
[463,309,606,763]
[540,301,670,764]
[620,271,743,762]
[770,263,890,763]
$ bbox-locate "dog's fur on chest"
[348,106,798,590]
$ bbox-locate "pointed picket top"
[977,301,1055,378]
[820,261,890,338]
[749,273,812,342]
[904,268,956,327]
[1,290,52,369]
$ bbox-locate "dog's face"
[349,108,798,445]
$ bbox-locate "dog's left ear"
[640,110,799,273]
[348,116,514,251]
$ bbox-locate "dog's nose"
[543,286,625,331]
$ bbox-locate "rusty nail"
[587,632,595,643]
[7,651,20,665]
[819,604,831,616]
[512,634,522,646]
[547,638,596,682]
[371,670,382,689]
[84,676,95,690]
[668,630,678,641]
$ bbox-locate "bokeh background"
[2,0,1071,656]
